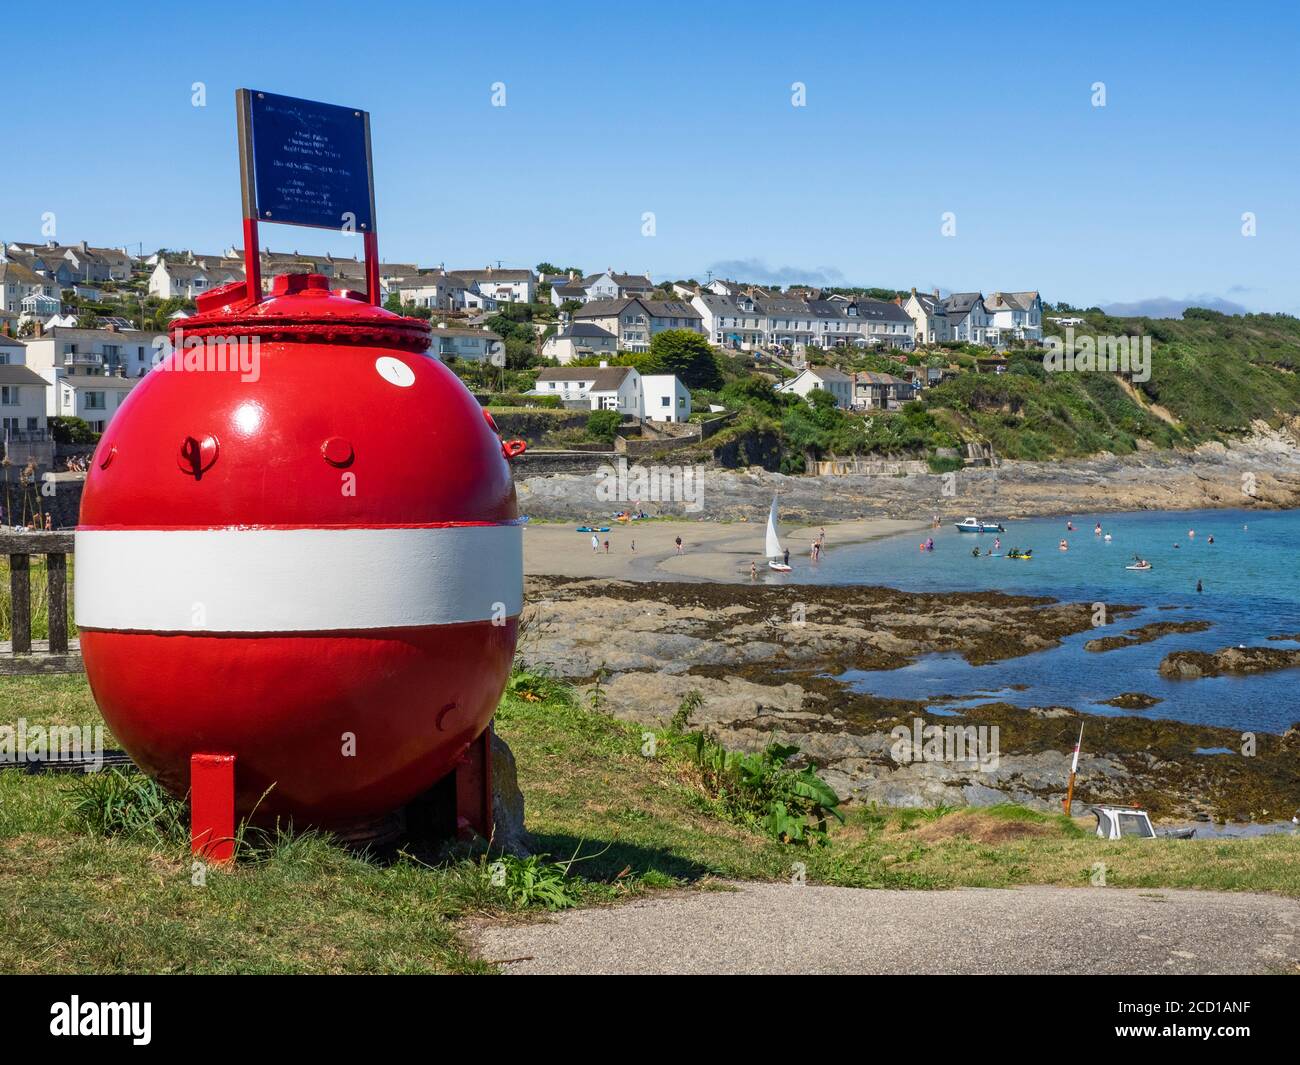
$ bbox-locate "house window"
[84,392,106,410]
[661,396,670,406]
[0,386,18,405]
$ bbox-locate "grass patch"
[0,672,1297,973]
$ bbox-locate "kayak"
[577,526,611,533]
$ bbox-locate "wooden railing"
[1,530,79,675]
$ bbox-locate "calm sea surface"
[778,508,1300,734]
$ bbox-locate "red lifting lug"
[502,438,527,460]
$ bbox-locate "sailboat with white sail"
[766,495,791,571]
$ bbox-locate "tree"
[535,262,560,275]
[721,375,786,417]
[585,409,623,443]
[646,329,722,390]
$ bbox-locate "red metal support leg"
[455,723,494,842]
[191,753,236,862]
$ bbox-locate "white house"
[846,298,916,350]
[902,289,951,345]
[775,365,853,409]
[574,298,703,352]
[149,259,243,300]
[0,363,50,440]
[691,293,764,351]
[429,324,504,362]
[549,280,588,308]
[580,270,654,302]
[41,371,137,432]
[983,291,1043,344]
[942,293,989,344]
[23,325,167,383]
[0,335,25,365]
[641,374,691,423]
[450,267,536,304]
[533,364,642,416]
[542,321,618,364]
[759,298,818,352]
[0,259,62,315]
[394,271,467,311]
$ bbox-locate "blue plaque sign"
[245,90,374,232]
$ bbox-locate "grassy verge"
[1,673,1296,973]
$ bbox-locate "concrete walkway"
[471,883,1300,975]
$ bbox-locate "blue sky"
[5,0,1298,314]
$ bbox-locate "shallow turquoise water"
[778,508,1300,734]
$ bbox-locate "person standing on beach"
[603,539,610,553]
[630,539,636,552]
[675,536,683,554]
[591,534,599,552]
[750,561,757,581]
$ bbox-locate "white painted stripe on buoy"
[74,525,522,633]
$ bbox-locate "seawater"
[787,508,1300,734]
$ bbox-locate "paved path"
[471,883,1300,975]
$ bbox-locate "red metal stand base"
[455,723,494,842]
[191,753,236,862]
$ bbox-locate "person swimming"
[1059,539,1068,550]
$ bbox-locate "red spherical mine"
[75,273,522,825]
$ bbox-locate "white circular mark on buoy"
[375,356,415,388]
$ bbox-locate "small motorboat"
[1089,805,1194,841]
[954,517,1005,533]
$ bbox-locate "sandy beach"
[524,517,926,582]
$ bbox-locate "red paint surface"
[79,274,520,824]
[191,753,236,861]
[84,620,516,822]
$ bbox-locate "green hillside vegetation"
[698,307,1300,468]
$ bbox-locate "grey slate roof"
[850,298,912,323]
[0,364,49,387]
[985,290,1039,311]
[557,323,616,339]
[537,365,634,391]
[941,292,984,321]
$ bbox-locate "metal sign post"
[235,88,379,305]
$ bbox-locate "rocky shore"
[517,428,1300,523]
[520,576,1300,822]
